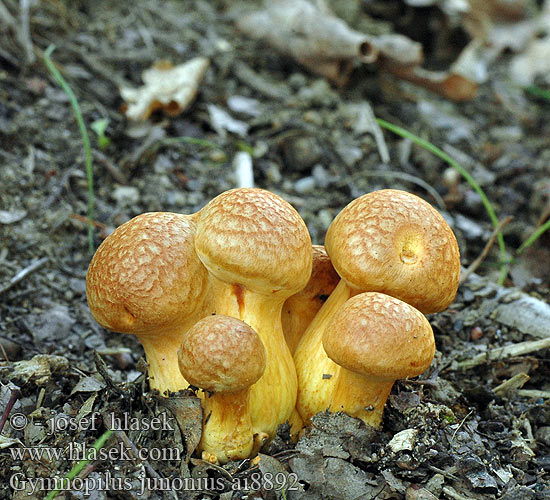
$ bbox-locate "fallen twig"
[459,216,513,285]
[0,257,48,295]
[0,1,16,27]
[93,351,125,396]
[493,372,530,397]
[356,102,390,164]
[516,389,550,399]
[233,61,291,100]
[455,337,550,371]
[19,0,34,64]
[450,409,474,446]
[92,149,128,184]
[70,214,109,240]
[359,171,445,210]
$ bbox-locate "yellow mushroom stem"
[282,245,339,356]
[205,275,297,438]
[328,372,394,427]
[138,324,201,392]
[200,390,256,464]
[294,279,356,422]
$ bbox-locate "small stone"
[165,191,187,207]
[288,72,307,90]
[112,185,140,205]
[318,209,334,230]
[153,154,173,174]
[463,190,483,212]
[470,326,484,340]
[335,143,363,167]
[27,305,75,342]
[282,180,293,192]
[186,192,204,205]
[208,149,227,162]
[312,164,330,188]
[0,337,22,360]
[264,162,282,184]
[112,351,134,370]
[281,136,322,172]
[388,429,418,453]
[294,176,316,194]
[69,278,86,296]
[406,485,438,500]
[424,473,445,496]
[535,426,550,447]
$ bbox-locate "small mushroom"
[282,245,339,355]
[86,212,208,394]
[323,292,434,427]
[194,188,312,438]
[178,315,266,464]
[295,189,460,422]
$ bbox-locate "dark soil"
[0,1,549,499]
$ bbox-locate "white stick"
[233,151,254,188]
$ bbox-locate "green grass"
[376,118,509,284]
[44,44,95,255]
[91,118,110,150]
[525,85,550,101]
[44,429,114,500]
[517,218,550,255]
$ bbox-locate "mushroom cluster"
[294,189,460,426]
[86,187,460,463]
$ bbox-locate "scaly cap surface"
[325,189,460,313]
[86,212,207,334]
[178,315,266,393]
[323,292,434,381]
[195,188,312,295]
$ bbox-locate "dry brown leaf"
[382,63,479,101]
[237,0,378,85]
[120,57,210,121]
[238,0,477,100]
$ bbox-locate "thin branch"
[455,337,550,371]
[359,170,446,210]
[459,216,513,285]
[0,257,48,295]
[493,372,530,397]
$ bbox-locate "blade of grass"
[376,118,509,284]
[525,85,550,101]
[43,44,95,255]
[517,218,550,255]
[44,429,113,500]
